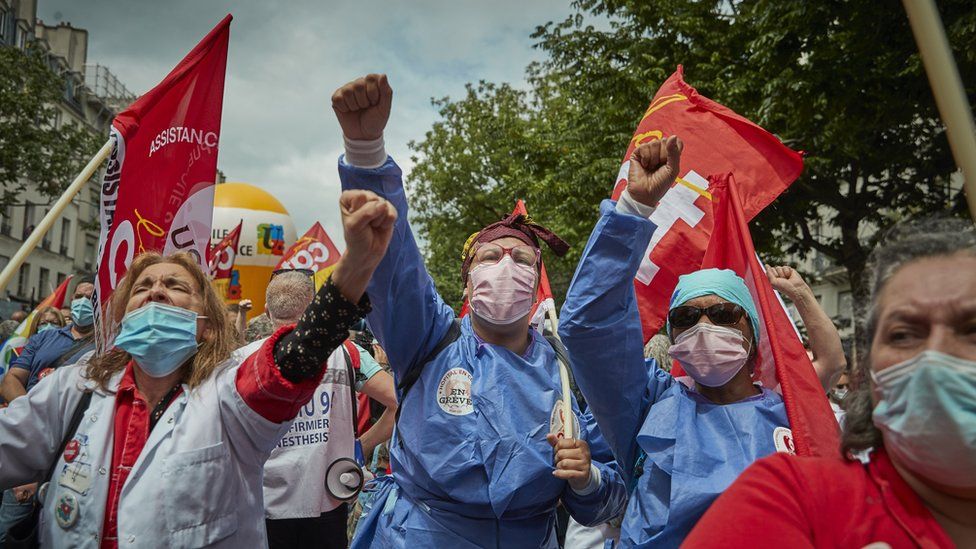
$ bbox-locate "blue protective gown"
[559,201,790,548]
[341,157,628,548]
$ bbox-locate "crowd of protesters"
[0,72,971,549]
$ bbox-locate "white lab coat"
[0,351,291,548]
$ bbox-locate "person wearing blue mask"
[685,216,976,548]
[1,280,97,404]
[559,136,809,546]
[0,189,395,547]
[332,74,628,548]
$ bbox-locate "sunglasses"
[271,268,315,280]
[669,302,746,330]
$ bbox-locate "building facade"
[0,0,134,314]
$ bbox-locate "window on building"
[41,210,52,249]
[22,201,35,239]
[838,291,854,324]
[0,9,9,46]
[39,267,50,296]
[17,263,30,298]
[57,272,67,285]
[60,218,71,256]
[0,204,11,236]
[84,241,96,272]
[0,255,8,272]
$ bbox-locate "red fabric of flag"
[208,220,242,280]
[614,66,803,341]
[700,174,839,458]
[276,221,341,273]
[95,15,231,315]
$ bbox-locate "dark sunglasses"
[669,302,746,330]
[271,268,315,280]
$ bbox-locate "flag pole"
[0,136,115,295]
[545,307,575,439]
[902,0,976,220]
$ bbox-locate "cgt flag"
[208,220,243,299]
[94,15,231,322]
[613,66,803,340]
[699,174,840,458]
[277,222,342,290]
[0,275,72,376]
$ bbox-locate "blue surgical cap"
[667,268,760,342]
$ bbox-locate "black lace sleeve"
[273,276,371,382]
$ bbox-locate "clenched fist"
[332,74,393,141]
[627,136,684,207]
[766,265,812,302]
[340,190,397,270]
[547,433,593,492]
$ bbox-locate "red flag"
[208,220,242,279]
[276,222,341,273]
[95,16,231,315]
[613,67,803,340]
[700,174,839,458]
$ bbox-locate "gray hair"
[265,272,315,326]
[842,215,976,456]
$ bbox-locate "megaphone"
[325,457,365,501]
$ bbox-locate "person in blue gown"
[560,136,794,547]
[331,74,629,548]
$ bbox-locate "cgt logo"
[256,224,285,255]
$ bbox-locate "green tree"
[407,0,976,320]
[0,44,102,212]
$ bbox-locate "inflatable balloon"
[212,182,297,320]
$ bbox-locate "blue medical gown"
[559,201,790,548]
[340,157,628,548]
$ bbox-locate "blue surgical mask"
[114,302,203,378]
[70,297,94,327]
[38,323,57,333]
[872,350,976,488]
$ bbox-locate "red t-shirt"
[683,448,954,548]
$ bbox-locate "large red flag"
[277,222,341,273]
[208,220,242,300]
[94,16,231,319]
[614,67,803,340]
[700,174,839,458]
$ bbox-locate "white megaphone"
[325,457,365,501]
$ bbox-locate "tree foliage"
[407,0,975,313]
[0,44,102,211]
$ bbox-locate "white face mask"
[668,323,751,387]
[871,350,976,488]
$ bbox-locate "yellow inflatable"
[212,182,297,320]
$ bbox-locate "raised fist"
[766,265,811,302]
[627,136,684,207]
[340,190,397,270]
[332,74,393,141]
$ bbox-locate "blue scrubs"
[341,157,628,548]
[559,201,790,547]
[9,326,77,391]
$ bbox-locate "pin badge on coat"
[436,368,474,416]
[55,492,80,529]
[549,399,580,439]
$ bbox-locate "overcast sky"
[38,0,579,248]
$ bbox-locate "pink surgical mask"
[668,323,751,387]
[469,256,537,325]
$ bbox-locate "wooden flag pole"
[546,306,575,439]
[903,0,976,220]
[0,137,115,295]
